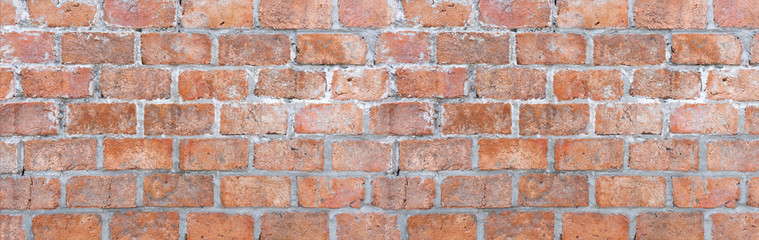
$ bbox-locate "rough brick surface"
[295,103,363,134]
[110,211,179,240]
[179,69,248,101]
[100,67,171,100]
[298,176,365,208]
[24,139,97,171]
[399,139,471,171]
[143,174,213,207]
[437,32,510,64]
[553,70,623,101]
[595,176,666,207]
[218,34,291,66]
[479,138,547,170]
[66,175,137,208]
[104,138,172,170]
[396,67,467,98]
[331,140,392,172]
[180,139,248,170]
[517,33,586,65]
[0,177,60,209]
[554,139,623,171]
[254,139,324,171]
[557,0,627,28]
[670,104,738,134]
[712,213,759,239]
[66,103,137,134]
[182,0,253,28]
[141,33,211,65]
[32,214,101,240]
[479,0,551,28]
[562,213,629,240]
[635,212,704,240]
[20,67,91,98]
[594,34,666,65]
[672,34,741,65]
[370,102,433,135]
[187,213,254,240]
[260,212,329,240]
[221,176,290,207]
[441,174,511,208]
[634,0,707,29]
[475,67,546,100]
[104,0,176,28]
[27,0,96,27]
[595,103,662,135]
[372,177,435,210]
[376,32,430,64]
[518,174,589,207]
[673,177,740,208]
[631,68,701,99]
[441,103,511,134]
[407,214,476,240]
[707,140,759,171]
[630,139,699,171]
[336,213,400,240]
[0,102,58,136]
[0,32,55,64]
[0,215,24,240]
[485,212,554,240]
[519,104,589,135]
[256,68,326,99]
[402,0,471,27]
[62,32,134,64]
[0,142,18,174]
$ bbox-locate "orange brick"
[484,212,554,240]
[336,213,400,240]
[594,34,666,65]
[673,176,740,208]
[711,213,759,239]
[670,104,738,134]
[259,0,331,29]
[298,176,365,208]
[553,70,623,100]
[0,177,60,209]
[0,0,14,25]
[437,32,510,64]
[554,139,624,171]
[24,139,96,171]
[672,34,741,64]
[562,213,629,240]
[0,68,12,99]
[557,0,628,28]
[402,0,471,27]
[27,0,96,27]
[143,174,213,207]
[369,102,433,135]
[715,0,759,27]
[110,212,179,240]
[0,32,55,64]
[218,34,290,66]
[441,174,511,208]
[635,0,707,29]
[297,34,366,65]
[20,67,91,98]
[708,69,759,101]
[595,103,663,135]
[519,174,589,207]
[475,67,546,99]
[179,69,248,101]
[396,67,468,98]
[519,104,589,135]
[62,32,134,64]
[256,68,326,99]
[478,138,547,170]
[753,35,759,64]
[0,102,58,136]
[66,103,137,134]
[66,175,137,208]
[141,33,211,65]
[372,177,435,209]
[407,214,476,240]
[187,213,254,240]
[260,212,329,240]
[707,140,759,171]
[254,139,324,171]
[635,212,704,240]
[220,103,288,135]
[144,104,215,135]
[331,140,393,172]
[595,176,666,207]
[104,0,176,28]
[32,214,101,240]
[631,68,701,99]
[441,103,511,134]
[749,178,759,206]
[479,0,551,28]
[399,139,471,171]
[295,103,363,134]
[181,0,253,28]
[517,33,586,64]
[375,32,430,64]
[339,0,392,27]
[332,68,389,101]
[0,142,18,174]
[100,67,171,100]
[180,139,248,171]
[746,106,759,134]
[220,176,290,207]
[629,139,699,171]
[0,215,24,240]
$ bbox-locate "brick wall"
[1,0,758,239]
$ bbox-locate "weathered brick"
[111,212,179,240]
[562,213,629,240]
[220,103,288,135]
[484,212,554,240]
[553,70,623,100]
[0,32,55,63]
[707,140,759,171]
[369,102,433,135]
[519,104,589,135]
[0,68,12,99]
[635,212,704,240]
[339,0,392,27]
[66,175,137,208]
[753,35,759,64]
[557,0,628,28]
[712,213,759,239]
[259,0,331,29]
[180,139,248,171]
[634,0,707,29]
[104,138,172,170]
[27,0,96,27]
[143,174,213,207]
[396,67,468,98]
[260,212,329,240]
[66,103,137,134]
[518,174,589,207]
[141,33,211,65]
[595,176,666,207]
[20,67,91,98]
[402,0,471,27]
[399,139,471,171]
[62,32,134,64]
[218,34,291,66]
[295,103,363,134]
[297,34,366,65]
[746,106,759,134]
[407,214,476,240]
[594,34,666,65]
[630,139,699,171]
[220,176,290,207]
[673,176,740,208]
[331,140,393,172]
[0,102,58,136]
[187,213,254,240]
[100,67,171,100]
[0,142,18,174]
[437,32,509,64]
[479,0,551,28]
[631,68,701,99]
[0,0,14,25]
[554,139,624,171]
[179,69,248,101]
[375,32,430,64]
[182,0,253,28]
[256,68,326,99]
[750,178,759,206]
[708,69,759,101]
[336,213,400,240]
[517,33,586,64]
[144,104,214,135]
[441,103,511,134]
[332,68,389,101]
[254,139,324,171]
[475,67,546,99]
[478,138,547,170]
[595,103,663,135]
[24,139,96,171]
[298,176,365,208]
[672,34,741,65]
[372,177,435,209]
[104,0,176,28]
[32,214,101,240]
[441,174,511,208]
[670,104,739,134]
[715,0,759,27]
[0,215,24,240]
[0,177,60,209]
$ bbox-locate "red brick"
[484,212,554,240]
[100,67,171,100]
[143,174,213,207]
[634,0,707,28]
[712,213,759,239]
[298,176,365,208]
[336,213,400,240]
[66,103,137,134]
[635,212,704,240]
[753,35,759,64]
[332,68,389,101]
[479,0,551,28]
[180,139,248,171]
[673,176,740,208]
[399,139,471,171]
[372,177,435,209]
[402,0,471,27]
[0,32,55,63]
[331,140,392,172]
[256,68,326,99]
[220,176,290,207]
[181,0,253,28]
[554,70,623,100]
[517,33,586,64]
[708,69,759,101]
[631,68,701,99]
[396,67,468,98]
[595,103,663,135]
[295,103,363,134]
[0,142,18,174]
[715,0,759,27]
[104,138,173,170]
[254,139,324,171]
[630,139,699,171]
[0,0,14,25]
[707,140,759,171]
[0,68,12,99]
[260,212,329,240]
[24,139,96,171]
[297,34,366,65]
[746,106,759,134]
[220,103,288,135]
[20,67,91,98]
[750,178,759,206]
[32,214,101,240]
[673,34,741,64]
[562,213,629,240]
[369,102,433,135]
[144,104,214,135]
[594,34,666,65]
[519,174,588,207]
[187,213,254,240]
[141,33,211,65]
[218,34,290,65]
[478,138,547,170]
[557,0,628,28]
[339,0,392,27]
[595,176,666,207]
[442,174,511,208]
[259,0,331,29]
[179,69,248,100]
[375,32,430,64]
[0,215,24,240]
[0,102,58,136]
[554,139,623,171]
[519,104,589,135]
[437,32,510,64]
[27,0,96,27]
[475,67,546,99]
[441,103,511,134]
[670,104,738,134]
[66,175,137,208]
[0,177,59,209]
[62,32,134,64]
[104,0,176,28]
[407,214,476,240]
[111,212,179,240]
